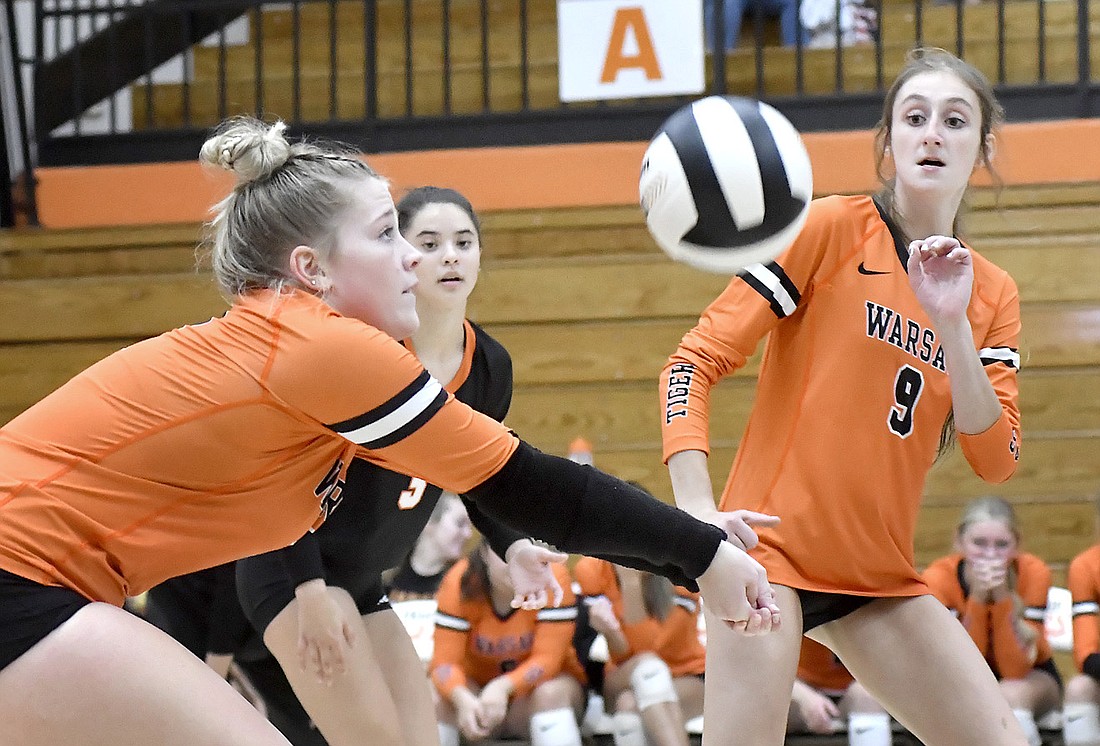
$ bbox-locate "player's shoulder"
[922,553,963,580]
[1070,544,1100,574]
[469,320,510,361]
[242,289,400,361]
[438,557,470,593]
[434,558,473,610]
[807,193,878,229]
[1017,551,1052,572]
[551,561,575,585]
[572,556,611,587]
[969,242,1016,280]
[1016,552,1052,581]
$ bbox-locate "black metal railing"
[2,0,1098,221]
[2,0,39,227]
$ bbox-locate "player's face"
[432,498,473,562]
[889,70,986,202]
[958,518,1018,564]
[325,178,423,339]
[403,202,481,311]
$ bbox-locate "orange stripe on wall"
[34,118,1100,228]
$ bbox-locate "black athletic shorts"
[236,556,391,636]
[796,588,877,632]
[0,567,91,672]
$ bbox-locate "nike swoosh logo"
[858,262,890,275]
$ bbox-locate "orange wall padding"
[33,118,1100,228]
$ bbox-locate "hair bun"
[200,118,291,183]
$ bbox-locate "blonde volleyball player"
[0,117,777,746]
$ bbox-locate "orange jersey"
[0,289,517,605]
[430,559,584,698]
[922,552,1051,679]
[1068,544,1100,671]
[572,557,706,677]
[661,195,1021,596]
[797,638,853,693]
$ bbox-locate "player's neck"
[893,187,962,240]
[409,304,466,383]
[490,581,516,616]
[409,540,449,577]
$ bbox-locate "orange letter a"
[599,7,663,84]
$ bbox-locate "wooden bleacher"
[129,0,1100,127]
[1,182,1098,574]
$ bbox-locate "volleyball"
[639,95,814,274]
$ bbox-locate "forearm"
[667,450,719,519]
[461,495,527,563]
[989,598,1036,678]
[938,317,1002,435]
[604,627,631,660]
[465,441,725,590]
[961,598,992,656]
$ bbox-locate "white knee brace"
[611,711,648,746]
[530,706,583,746]
[629,655,678,711]
[847,712,892,746]
[1064,703,1100,745]
[1012,709,1042,746]
[437,722,460,746]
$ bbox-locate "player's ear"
[288,245,327,292]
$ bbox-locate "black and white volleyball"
[639,95,813,274]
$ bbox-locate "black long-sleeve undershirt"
[466,440,725,590]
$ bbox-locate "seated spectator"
[1063,493,1100,746]
[703,0,805,49]
[922,496,1060,746]
[798,0,877,48]
[384,491,473,603]
[385,492,474,666]
[431,539,586,746]
[790,638,892,745]
[573,553,705,746]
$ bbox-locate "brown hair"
[624,482,675,621]
[396,186,482,238]
[872,49,1005,459]
[873,47,1004,203]
[459,538,492,602]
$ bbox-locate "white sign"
[557,0,705,103]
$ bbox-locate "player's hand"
[908,236,974,325]
[970,557,1010,601]
[454,691,491,740]
[584,596,622,637]
[703,509,781,551]
[696,541,780,634]
[796,689,841,734]
[293,580,356,684]
[477,678,512,731]
[505,539,567,610]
